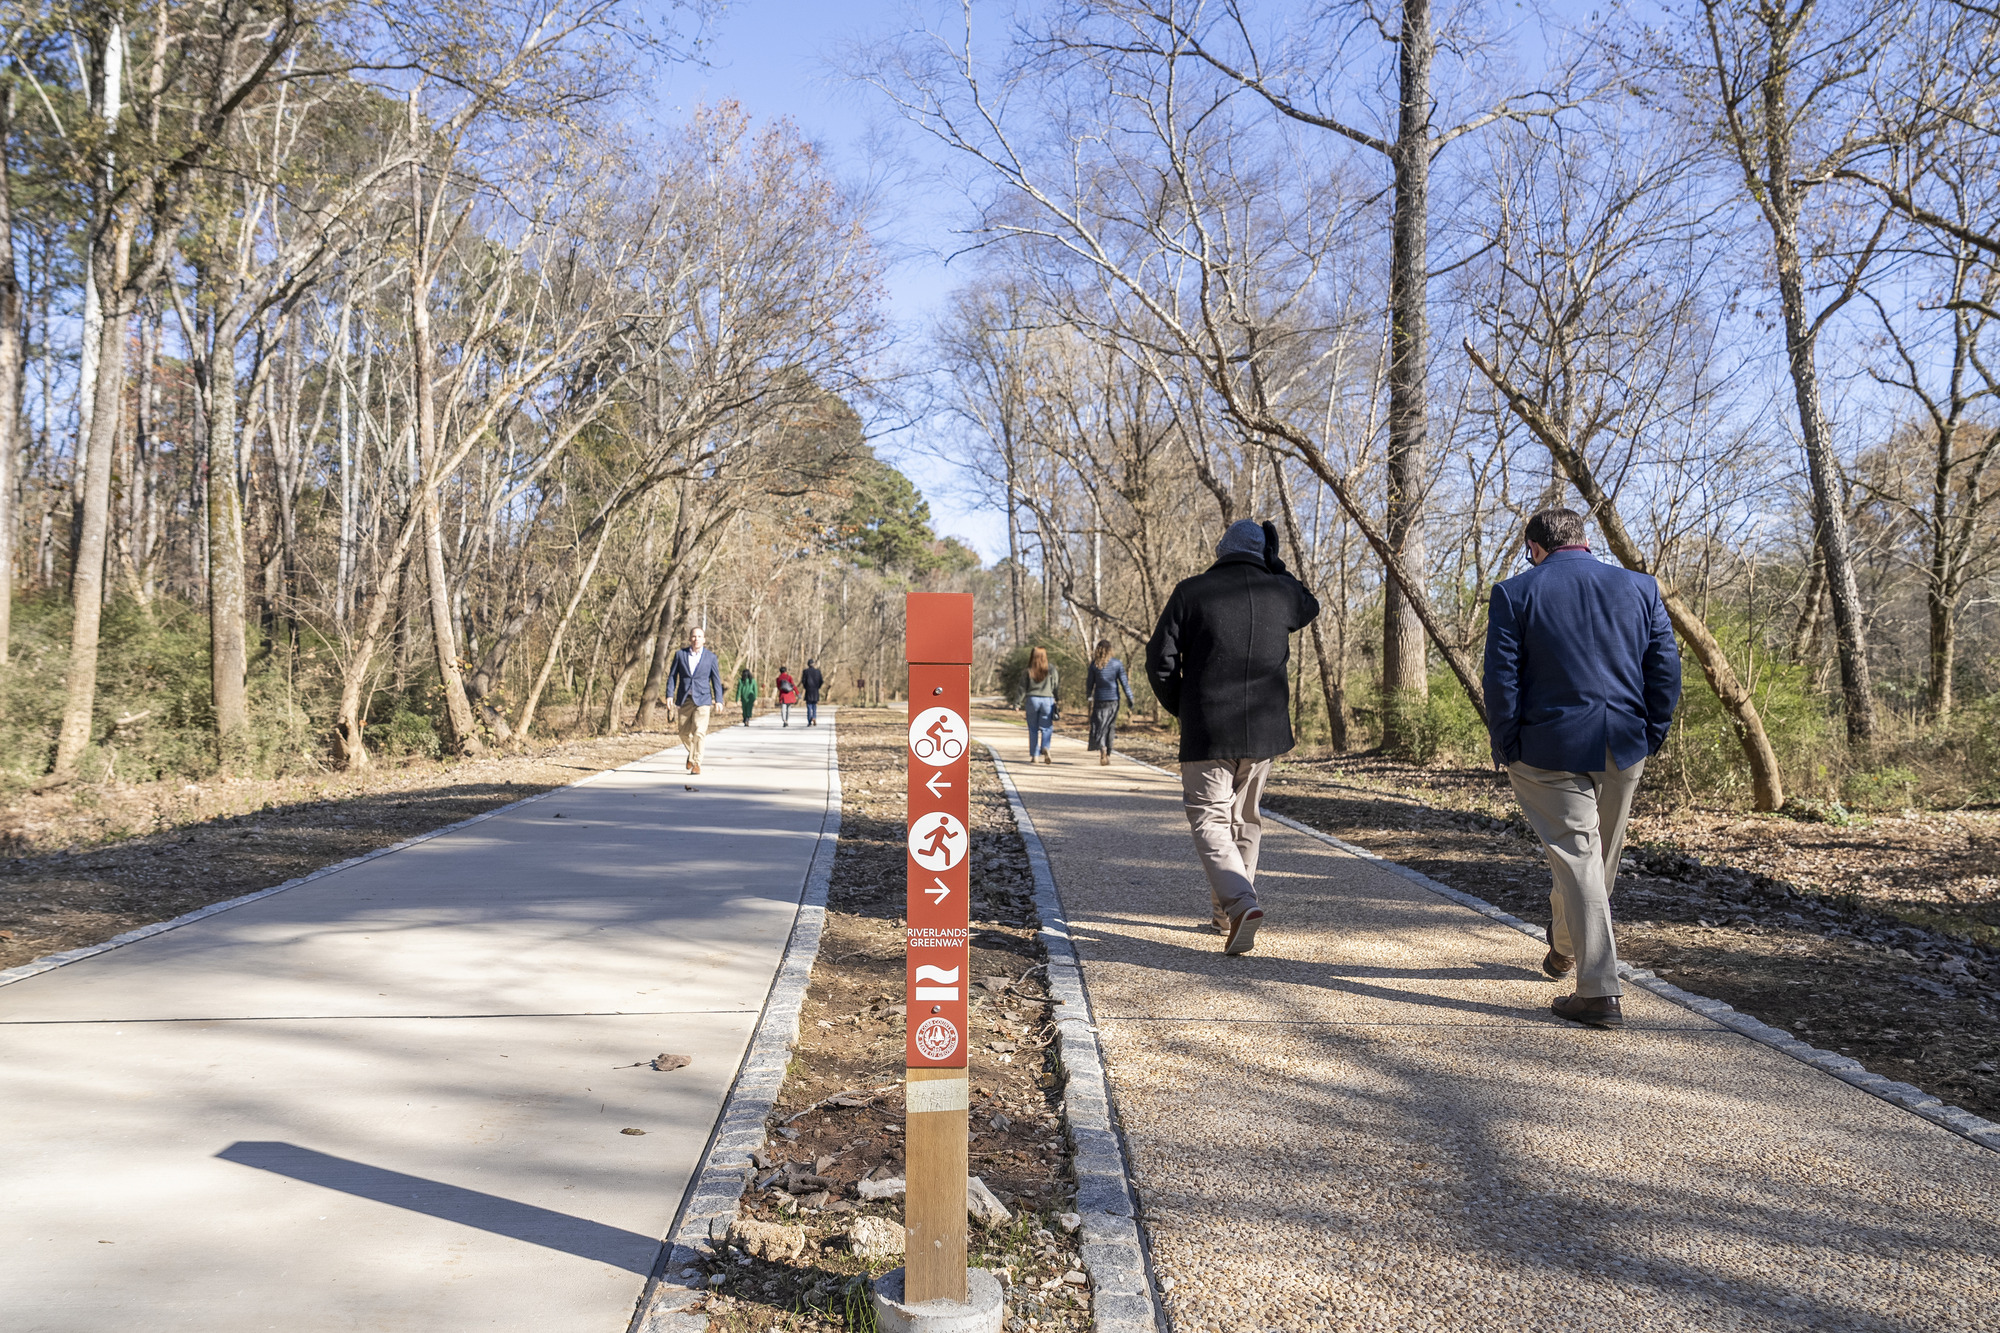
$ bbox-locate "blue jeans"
[1025,697,1055,756]
[805,701,818,724]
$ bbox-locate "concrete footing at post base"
[869,1267,1006,1333]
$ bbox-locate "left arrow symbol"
[925,771,951,799]
[927,877,951,904]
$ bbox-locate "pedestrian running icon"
[908,707,968,766]
[906,812,968,872]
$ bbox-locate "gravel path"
[975,721,2000,1333]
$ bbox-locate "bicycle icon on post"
[908,707,968,766]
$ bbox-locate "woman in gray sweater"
[1023,646,1058,763]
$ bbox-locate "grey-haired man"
[666,626,725,775]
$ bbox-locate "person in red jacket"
[775,666,799,726]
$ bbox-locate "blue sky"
[651,0,1611,564]
[657,0,1010,559]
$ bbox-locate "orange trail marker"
[903,592,972,1305]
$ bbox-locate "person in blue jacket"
[666,626,725,775]
[1484,507,1681,1030]
[1085,639,1137,765]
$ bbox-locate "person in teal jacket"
[733,667,759,725]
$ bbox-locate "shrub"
[993,640,1091,711]
[1842,766,1920,811]
[1381,674,1489,765]
[373,707,443,760]
[0,592,335,790]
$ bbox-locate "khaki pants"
[1180,758,1271,924]
[1508,753,1645,999]
[677,704,712,768]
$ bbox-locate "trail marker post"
[902,593,973,1304]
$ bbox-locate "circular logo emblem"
[906,812,968,872]
[908,707,968,766]
[914,1016,959,1061]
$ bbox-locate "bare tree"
[50,1,305,780]
[1062,0,1569,741]
[1660,0,1909,745]
[1859,243,2000,720]
[859,8,1491,717]
[0,82,19,664]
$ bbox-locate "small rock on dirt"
[847,1215,904,1260]
[968,1175,1012,1226]
[728,1219,807,1263]
[1058,1212,1080,1233]
[857,1175,905,1200]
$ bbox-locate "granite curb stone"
[985,744,1165,1333]
[629,721,843,1333]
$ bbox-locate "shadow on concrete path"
[216,1141,663,1276]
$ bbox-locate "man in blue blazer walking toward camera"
[1484,507,1681,1028]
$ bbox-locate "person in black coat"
[1146,518,1320,955]
[800,660,825,726]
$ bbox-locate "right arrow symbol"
[925,771,951,799]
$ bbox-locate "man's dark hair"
[1526,507,1587,550]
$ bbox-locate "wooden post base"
[904,1066,969,1303]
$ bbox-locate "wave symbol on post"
[913,964,960,1001]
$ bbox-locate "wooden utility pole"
[903,593,974,1303]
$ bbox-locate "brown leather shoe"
[1542,948,1575,980]
[1224,906,1264,956]
[1551,993,1624,1029]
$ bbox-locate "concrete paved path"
[977,721,2000,1333]
[1,713,838,1332]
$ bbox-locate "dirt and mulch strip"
[0,719,739,974]
[1088,716,1999,1125]
[688,708,1092,1333]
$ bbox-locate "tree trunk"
[1006,467,1024,644]
[332,502,429,768]
[410,156,483,758]
[0,85,18,665]
[604,565,679,734]
[206,338,251,766]
[51,233,133,778]
[517,510,618,740]
[1378,0,1435,748]
[1773,243,1876,745]
[632,584,680,730]
[1788,545,1826,663]
[1926,575,1956,722]
[1468,343,1784,810]
[1272,459,1347,750]
[1750,26,1876,746]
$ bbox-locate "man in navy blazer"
[1484,507,1681,1028]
